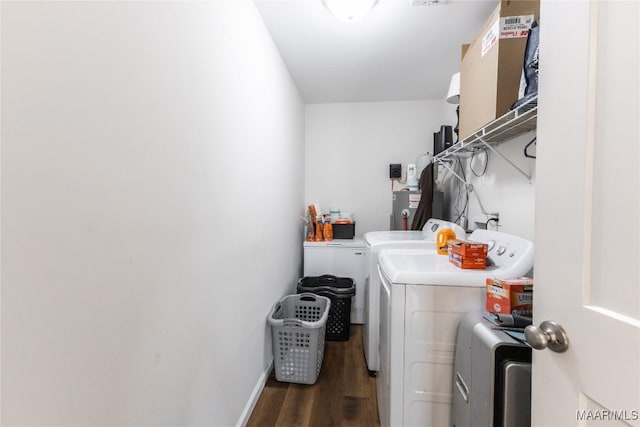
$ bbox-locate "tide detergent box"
[486,277,533,316]
[448,239,489,257]
[449,252,487,269]
[448,239,488,269]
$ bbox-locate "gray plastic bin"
[268,293,331,385]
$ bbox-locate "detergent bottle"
[315,217,324,242]
[436,227,457,255]
[323,220,333,241]
[322,215,333,242]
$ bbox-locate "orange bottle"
[306,222,315,242]
[315,218,324,241]
[306,205,317,242]
[436,228,457,255]
[324,222,333,241]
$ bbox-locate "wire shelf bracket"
[432,96,538,182]
[477,137,532,181]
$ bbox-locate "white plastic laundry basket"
[267,293,331,385]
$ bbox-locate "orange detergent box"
[448,239,489,257]
[448,239,488,269]
[485,277,534,316]
[448,252,487,269]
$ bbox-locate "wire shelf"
[433,96,538,164]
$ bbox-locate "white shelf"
[433,96,538,164]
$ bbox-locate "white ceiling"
[255,0,498,104]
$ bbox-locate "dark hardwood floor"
[247,325,380,427]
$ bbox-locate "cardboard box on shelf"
[485,277,533,316]
[459,0,540,140]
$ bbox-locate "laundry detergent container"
[297,275,356,341]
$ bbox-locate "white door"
[534,0,640,426]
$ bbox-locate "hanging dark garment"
[411,163,434,230]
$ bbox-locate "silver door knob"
[524,321,570,353]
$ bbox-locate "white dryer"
[362,219,465,375]
[376,229,534,427]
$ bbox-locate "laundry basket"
[297,275,355,341]
[268,293,331,385]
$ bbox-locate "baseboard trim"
[236,358,273,427]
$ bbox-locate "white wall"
[1,2,304,426]
[305,101,452,235]
[438,131,536,241]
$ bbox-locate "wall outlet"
[389,163,402,179]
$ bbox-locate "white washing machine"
[363,219,465,374]
[303,238,366,324]
[376,229,534,427]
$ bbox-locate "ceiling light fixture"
[323,0,380,22]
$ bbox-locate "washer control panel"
[467,229,534,270]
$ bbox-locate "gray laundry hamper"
[268,293,331,385]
